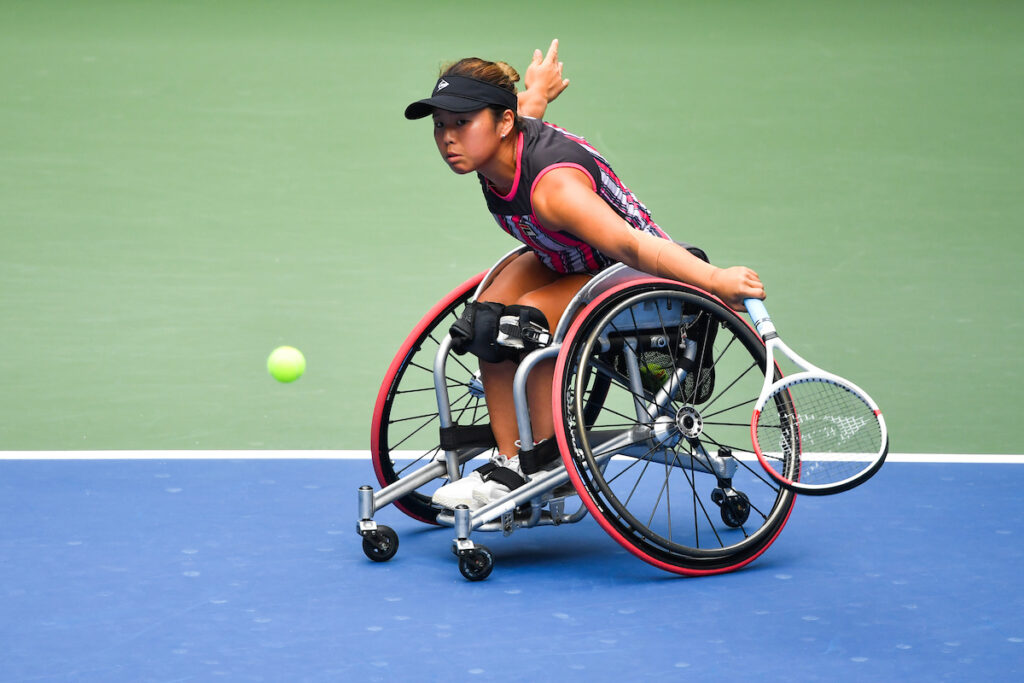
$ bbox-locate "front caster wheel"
[362,525,399,562]
[458,546,495,581]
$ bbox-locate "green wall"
[2,1,1021,452]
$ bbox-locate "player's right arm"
[531,167,765,310]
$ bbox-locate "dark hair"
[442,58,520,132]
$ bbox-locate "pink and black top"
[479,117,669,275]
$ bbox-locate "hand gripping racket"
[744,298,888,495]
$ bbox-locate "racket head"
[751,371,888,495]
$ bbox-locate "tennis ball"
[267,346,306,383]
[639,362,668,393]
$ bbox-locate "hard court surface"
[1,456,1020,681]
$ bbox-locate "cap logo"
[436,79,449,92]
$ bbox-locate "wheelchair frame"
[359,247,797,581]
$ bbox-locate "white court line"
[0,450,1023,464]
[0,450,372,461]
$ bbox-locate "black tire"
[362,525,400,562]
[458,546,495,581]
[720,491,751,528]
[554,281,798,575]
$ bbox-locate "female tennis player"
[405,41,766,509]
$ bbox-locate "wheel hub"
[675,405,704,438]
[468,372,485,399]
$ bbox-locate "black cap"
[405,75,518,120]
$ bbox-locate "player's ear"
[499,109,515,138]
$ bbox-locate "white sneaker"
[472,455,526,508]
[432,469,486,510]
[432,454,526,510]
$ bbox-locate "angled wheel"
[458,546,495,581]
[362,525,399,562]
[370,273,496,524]
[553,279,798,576]
[719,491,751,528]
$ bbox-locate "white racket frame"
[744,298,889,495]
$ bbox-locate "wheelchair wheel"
[370,273,494,525]
[553,279,798,575]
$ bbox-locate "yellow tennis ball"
[267,346,305,383]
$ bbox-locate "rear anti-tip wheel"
[719,491,751,528]
[362,525,399,562]
[458,545,495,581]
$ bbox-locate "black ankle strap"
[480,465,526,490]
[439,424,497,451]
[519,439,559,475]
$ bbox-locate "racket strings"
[758,379,882,486]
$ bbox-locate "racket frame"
[744,298,889,495]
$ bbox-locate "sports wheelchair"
[358,246,797,580]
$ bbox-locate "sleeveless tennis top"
[478,117,669,274]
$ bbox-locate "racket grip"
[744,298,770,325]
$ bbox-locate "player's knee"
[449,301,551,363]
[449,301,507,363]
[499,304,552,354]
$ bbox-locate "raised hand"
[524,38,570,104]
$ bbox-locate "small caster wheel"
[362,525,399,562]
[458,545,494,581]
[720,492,751,528]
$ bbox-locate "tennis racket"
[744,298,888,495]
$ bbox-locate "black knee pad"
[449,302,551,363]
[449,301,509,363]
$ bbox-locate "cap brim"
[404,94,489,120]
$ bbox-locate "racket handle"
[744,298,770,325]
[744,298,776,339]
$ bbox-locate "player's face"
[432,108,502,174]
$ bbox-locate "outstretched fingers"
[543,38,559,65]
[524,39,569,104]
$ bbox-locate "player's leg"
[513,275,591,445]
[475,253,589,454]
[473,252,564,455]
[467,266,590,507]
[432,253,559,509]
[432,253,588,509]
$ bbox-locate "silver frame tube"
[511,346,560,449]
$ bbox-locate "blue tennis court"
[1,454,1020,680]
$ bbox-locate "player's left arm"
[531,168,765,310]
[517,39,569,119]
